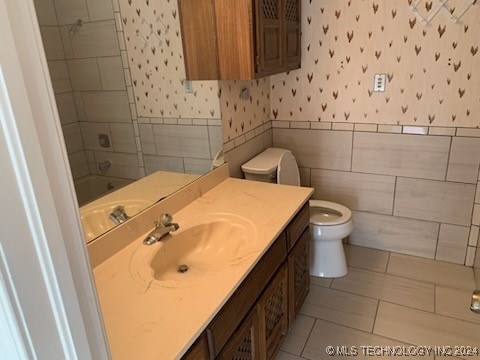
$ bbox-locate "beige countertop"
[92,177,313,360]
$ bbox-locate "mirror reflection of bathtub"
[78,171,201,241]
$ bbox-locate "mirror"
[33,0,224,241]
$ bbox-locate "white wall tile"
[473,204,480,226]
[110,123,136,153]
[82,91,131,123]
[69,20,120,58]
[446,137,480,184]
[153,124,210,159]
[94,151,140,179]
[85,0,114,21]
[67,58,101,90]
[429,127,456,136]
[378,125,402,133]
[143,155,184,175]
[62,122,84,154]
[138,124,156,155]
[97,56,125,90]
[184,158,212,175]
[394,178,475,226]
[332,123,354,131]
[53,0,89,25]
[352,132,450,180]
[273,129,352,171]
[466,246,477,266]
[299,167,311,187]
[55,93,78,124]
[68,151,90,179]
[73,92,86,120]
[80,122,111,151]
[354,123,377,132]
[402,126,428,135]
[40,27,65,60]
[59,26,74,58]
[311,169,395,215]
[436,224,469,265]
[469,226,479,247]
[47,60,72,93]
[350,211,439,259]
[456,128,480,137]
[33,0,58,25]
[208,126,223,159]
[310,122,332,130]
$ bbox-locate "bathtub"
[74,175,134,206]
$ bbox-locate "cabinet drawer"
[181,332,209,360]
[207,232,287,357]
[288,228,310,326]
[286,202,309,251]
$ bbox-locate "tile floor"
[277,245,480,359]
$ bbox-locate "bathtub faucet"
[98,160,111,171]
[109,205,129,225]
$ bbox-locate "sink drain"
[177,264,189,273]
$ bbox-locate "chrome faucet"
[109,205,130,225]
[143,214,179,245]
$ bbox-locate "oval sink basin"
[129,213,258,287]
[81,199,151,241]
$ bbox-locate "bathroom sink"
[129,213,258,287]
[80,199,151,241]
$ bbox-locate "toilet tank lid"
[241,148,292,174]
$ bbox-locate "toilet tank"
[241,148,292,183]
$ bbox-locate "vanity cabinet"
[182,202,310,360]
[178,0,301,80]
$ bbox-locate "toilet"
[241,148,353,278]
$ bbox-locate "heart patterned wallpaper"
[118,0,271,144]
[271,0,480,128]
[118,0,220,119]
[219,79,270,142]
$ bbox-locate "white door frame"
[0,0,109,358]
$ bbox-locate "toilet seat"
[309,200,352,226]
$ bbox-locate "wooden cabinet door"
[257,264,288,360]
[284,0,301,70]
[255,0,284,76]
[288,228,310,327]
[216,309,261,360]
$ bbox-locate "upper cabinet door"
[255,0,284,77]
[179,0,301,80]
[285,0,301,70]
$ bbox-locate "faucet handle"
[153,221,160,229]
[160,213,173,226]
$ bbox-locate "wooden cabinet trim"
[286,202,310,251]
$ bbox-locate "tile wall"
[273,121,480,266]
[34,0,143,180]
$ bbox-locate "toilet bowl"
[241,147,354,278]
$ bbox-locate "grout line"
[299,317,316,357]
[371,300,380,334]
[350,131,354,172]
[445,135,453,182]
[385,251,391,273]
[391,176,397,216]
[433,284,437,314]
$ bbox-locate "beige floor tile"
[302,319,431,359]
[345,244,390,273]
[281,315,315,356]
[275,351,305,360]
[299,285,378,332]
[331,267,434,312]
[436,286,480,325]
[310,276,332,288]
[387,253,476,290]
[374,302,480,348]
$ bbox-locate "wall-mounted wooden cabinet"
[178,0,301,80]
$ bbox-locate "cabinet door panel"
[258,265,288,360]
[256,0,284,76]
[285,0,301,69]
[288,228,310,326]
